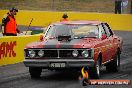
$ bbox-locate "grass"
[0,0,131,13]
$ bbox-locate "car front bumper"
[24,59,95,68]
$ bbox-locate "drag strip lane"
[0,31,132,88]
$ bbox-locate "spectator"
[1,7,20,36]
[130,0,132,14]
[121,0,128,14]
[115,0,122,14]
[60,13,68,22]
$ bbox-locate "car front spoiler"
[24,59,95,68]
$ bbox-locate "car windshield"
[45,24,99,39]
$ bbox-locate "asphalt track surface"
[0,30,132,88]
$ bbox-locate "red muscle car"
[24,21,123,79]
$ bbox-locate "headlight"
[82,50,89,58]
[38,50,44,57]
[29,50,36,58]
[72,50,78,57]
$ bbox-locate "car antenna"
[25,18,34,35]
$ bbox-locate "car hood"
[25,38,99,49]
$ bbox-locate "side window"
[105,23,113,36]
[102,23,111,37]
[98,24,107,38]
[100,24,106,35]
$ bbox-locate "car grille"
[44,50,58,57]
[41,50,75,58]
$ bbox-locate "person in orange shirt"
[60,13,68,22]
[1,7,20,36]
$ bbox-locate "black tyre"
[89,57,101,79]
[29,67,42,78]
[106,52,120,72]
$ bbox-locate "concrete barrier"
[0,35,40,66]
[0,10,132,31]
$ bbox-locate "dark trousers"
[4,33,17,36]
[115,1,122,14]
[131,1,132,14]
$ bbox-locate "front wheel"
[89,58,101,79]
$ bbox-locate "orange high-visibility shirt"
[60,18,68,22]
[5,16,17,34]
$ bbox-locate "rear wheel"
[89,57,101,79]
[106,52,120,72]
[29,67,42,78]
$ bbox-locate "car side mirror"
[101,34,107,40]
[40,35,44,41]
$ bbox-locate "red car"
[24,21,123,79]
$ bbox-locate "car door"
[102,23,114,61]
[104,23,118,60]
[98,24,110,63]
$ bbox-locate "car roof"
[53,20,102,25]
